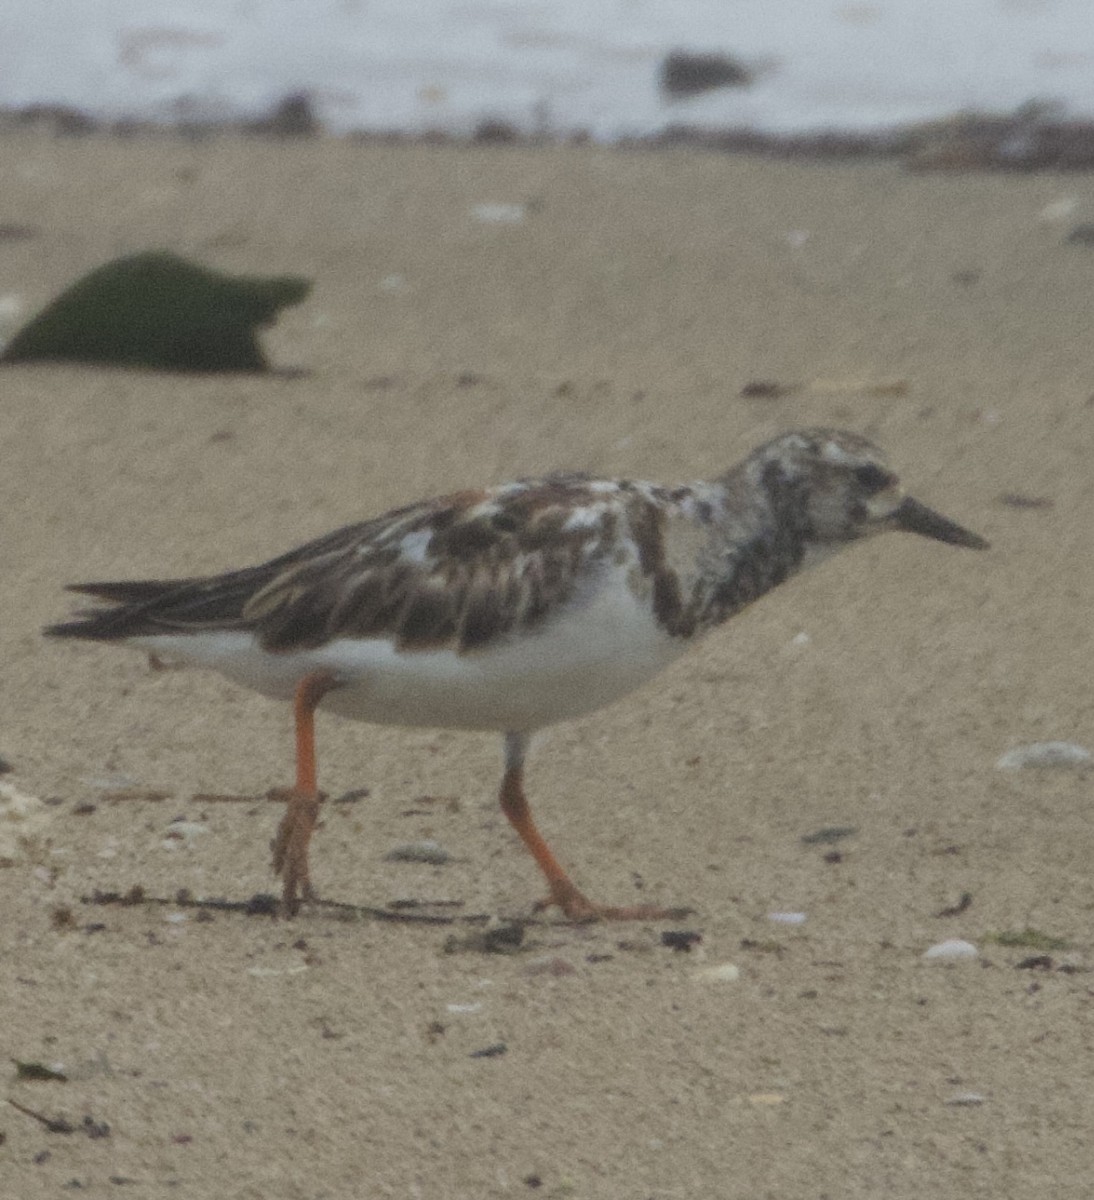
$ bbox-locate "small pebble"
[1015,954,1054,971]
[996,742,1091,770]
[480,921,525,953]
[801,825,857,845]
[661,929,702,952]
[924,938,978,961]
[946,1092,986,1106]
[384,840,450,865]
[741,380,799,399]
[768,912,807,925]
[1039,198,1077,222]
[469,1042,507,1059]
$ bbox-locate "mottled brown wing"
[244,479,621,654]
[45,503,433,641]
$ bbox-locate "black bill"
[894,497,989,549]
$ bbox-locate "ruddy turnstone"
[46,428,988,920]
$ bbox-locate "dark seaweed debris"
[2,251,310,372]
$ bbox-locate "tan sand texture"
[1,132,1093,1198]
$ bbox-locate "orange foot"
[535,877,693,923]
[269,786,326,916]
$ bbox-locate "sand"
[2,131,1093,1198]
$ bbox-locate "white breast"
[129,567,687,733]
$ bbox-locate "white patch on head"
[561,504,606,532]
[864,487,903,520]
[395,528,434,564]
[819,438,868,467]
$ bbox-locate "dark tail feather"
[45,615,134,641]
[65,579,195,604]
[44,579,202,641]
[44,605,163,642]
[45,571,267,641]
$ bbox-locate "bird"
[45,428,988,921]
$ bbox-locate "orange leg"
[270,670,339,915]
[498,732,688,922]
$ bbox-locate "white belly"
[130,578,686,733]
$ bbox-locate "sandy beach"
[2,131,1094,1198]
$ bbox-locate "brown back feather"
[245,480,618,653]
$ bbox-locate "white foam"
[5,2,1094,140]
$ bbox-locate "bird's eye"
[853,464,893,494]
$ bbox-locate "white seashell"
[1038,198,1077,223]
[83,774,139,791]
[470,203,525,224]
[161,819,209,851]
[0,782,52,862]
[996,741,1091,770]
[924,938,978,961]
[0,780,45,819]
[691,963,741,984]
[768,911,807,925]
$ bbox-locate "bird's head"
[751,429,989,550]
